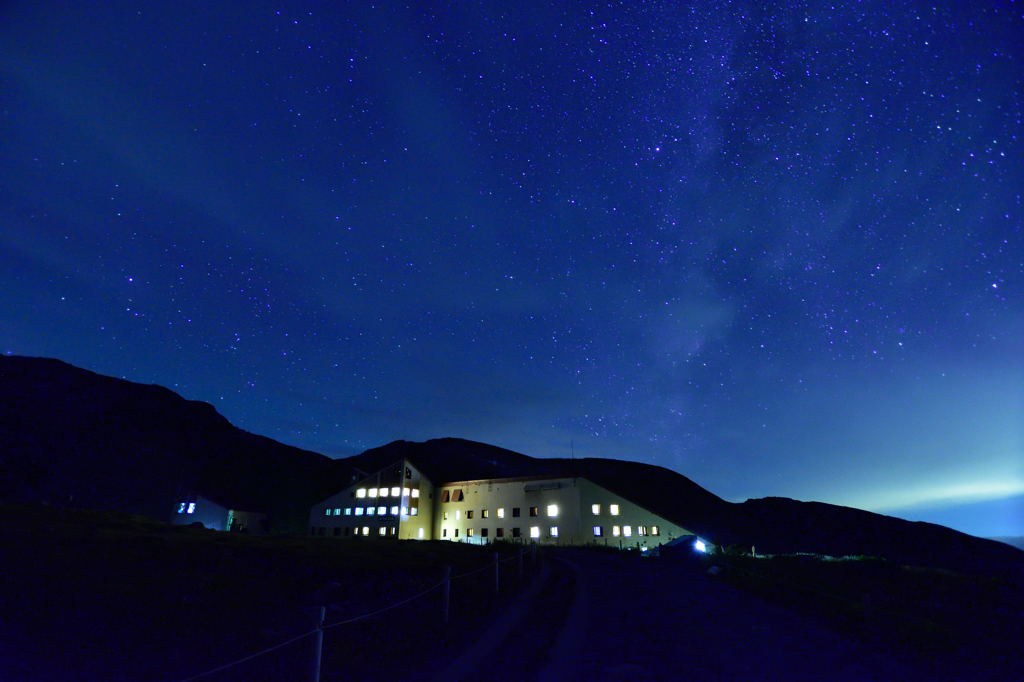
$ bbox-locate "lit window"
[344,508,352,516]
[593,526,603,537]
[362,526,369,535]
[334,508,341,515]
[609,504,620,516]
[529,507,539,517]
[366,507,376,516]
[391,487,400,497]
[379,527,387,536]
[482,509,489,518]
[591,504,600,515]
[325,508,332,516]
[623,526,632,537]
[177,502,186,514]
[497,508,505,518]
[355,507,364,516]
[401,506,408,516]
[390,506,399,516]
[547,504,558,517]
[467,528,475,537]
[377,488,387,498]
[377,506,386,515]
[402,487,410,497]
[455,510,461,521]
[612,525,620,537]
[412,489,420,498]
[550,526,559,537]
[417,528,425,539]
[467,510,474,519]
[651,526,660,536]
[530,526,540,538]
[638,526,647,536]
[368,487,378,498]
[411,507,419,516]
[356,488,366,498]
[443,511,449,520]
[390,527,396,535]
[187,502,196,514]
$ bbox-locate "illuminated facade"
[310,460,694,550]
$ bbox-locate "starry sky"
[2,2,1021,537]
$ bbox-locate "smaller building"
[171,494,268,533]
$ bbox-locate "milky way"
[1,2,1021,535]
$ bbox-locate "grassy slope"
[1,504,532,681]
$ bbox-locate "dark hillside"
[0,356,338,530]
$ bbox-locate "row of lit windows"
[590,503,620,516]
[441,504,560,521]
[325,506,419,517]
[441,526,560,539]
[355,487,419,499]
[311,526,427,539]
[598,525,659,537]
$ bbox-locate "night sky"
[2,2,1021,537]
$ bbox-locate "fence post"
[442,566,451,624]
[310,605,325,682]
[493,552,500,595]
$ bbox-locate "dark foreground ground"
[2,505,1021,681]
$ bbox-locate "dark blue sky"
[2,2,1021,536]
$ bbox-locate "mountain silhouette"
[2,355,1021,576]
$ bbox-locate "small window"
[187,502,196,514]
[591,504,600,515]
[455,510,461,521]
[356,488,366,498]
[467,510,474,519]
[344,508,352,516]
[390,526,396,536]
[345,527,351,536]
[379,527,387,536]
[442,490,451,503]
[454,529,459,538]
[609,504,620,516]
[481,528,489,537]
[411,507,419,516]
[325,508,332,516]
[512,527,521,538]
[333,527,341,536]
[593,526,603,537]
[377,506,386,515]
[390,506,399,516]
[362,526,369,535]
[547,504,558,517]
[612,525,620,537]
[412,489,420,498]
[334,508,342,515]
[454,490,465,502]
[467,528,475,537]
[417,528,425,539]
[652,526,660,536]
[529,507,539,517]
[391,487,400,497]
[177,502,187,514]
[367,507,376,516]
[623,526,632,537]
[530,526,540,538]
[482,509,489,518]
[497,508,505,518]
[355,507,364,516]
[638,526,647,537]
[550,526,559,538]
[512,507,520,518]
[368,487,378,498]
[442,528,448,538]
[443,511,449,520]
[496,528,505,538]
[402,487,410,497]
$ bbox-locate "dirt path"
[448,548,933,681]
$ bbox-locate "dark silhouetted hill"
[0,356,340,530]
[3,356,1021,576]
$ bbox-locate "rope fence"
[177,545,539,681]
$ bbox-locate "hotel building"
[310,458,694,550]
